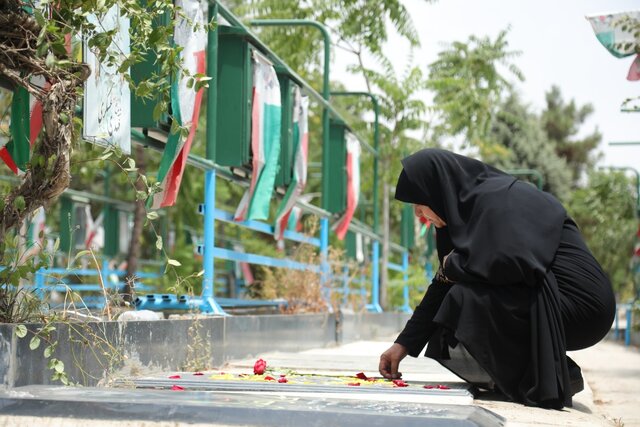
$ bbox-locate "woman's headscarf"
[395,149,566,286]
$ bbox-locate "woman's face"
[414,204,447,228]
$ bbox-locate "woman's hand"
[379,343,408,379]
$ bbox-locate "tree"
[566,171,637,297]
[541,86,602,186]
[487,92,572,200]
[426,28,523,156]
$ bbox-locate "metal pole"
[368,240,383,312]
[400,250,411,313]
[201,2,225,315]
[330,91,380,233]
[248,20,332,212]
[506,168,544,191]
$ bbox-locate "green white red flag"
[1,77,45,174]
[152,0,206,208]
[234,52,282,221]
[334,133,361,240]
[274,87,309,240]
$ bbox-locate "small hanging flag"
[333,133,361,240]
[234,52,282,221]
[274,87,309,240]
[152,0,206,209]
[1,76,46,174]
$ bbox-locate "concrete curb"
[0,311,410,388]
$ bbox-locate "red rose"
[278,377,288,383]
[171,385,185,391]
[392,379,408,387]
[253,358,267,375]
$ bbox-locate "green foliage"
[541,86,602,186]
[487,93,572,200]
[566,171,637,296]
[427,28,523,153]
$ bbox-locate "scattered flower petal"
[264,375,276,381]
[423,385,435,389]
[437,384,450,390]
[392,379,408,387]
[171,385,185,391]
[238,373,248,377]
[253,358,267,375]
[277,377,288,383]
[193,372,204,376]
[168,375,181,379]
[355,372,369,380]
[347,382,361,386]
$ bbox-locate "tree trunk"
[380,182,390,310]
[124,144,146,302]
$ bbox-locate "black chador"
[394,149,615,409]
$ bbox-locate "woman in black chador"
[379,149,615,409]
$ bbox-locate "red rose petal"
[193,372,204,376]
[355,372,369,380]
[171,385,185,391]
[437,384,450,390]
[277,377,288,383]
[264,375,276,381]
[392,379,408,387]
[168,375,181,379]
[347,382,361,386]
[279,374,286,377]
[423,385,435,389]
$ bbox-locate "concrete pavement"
[0,336,638,426]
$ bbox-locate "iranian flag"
[152,0,206,209]
[333,133,361,240]
[274,88,309,240]
[1,77,46,174]
[234,53,282,221]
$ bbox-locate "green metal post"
[609,142,640,146]
[248,19,332,211]
[507,168,544,191]
[330,91,380,233]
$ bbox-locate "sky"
[333,0,640,175]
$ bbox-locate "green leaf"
[45,51,55,68]
[44,345,54,358]
[73,250,92,263]
[29,336,41,351]
[156,235,163,250]
[54,359,65,373]
[167,259,181,267]
[147,211,159,220]
[15,324,27,338]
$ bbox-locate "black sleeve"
[394,279,451,357]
